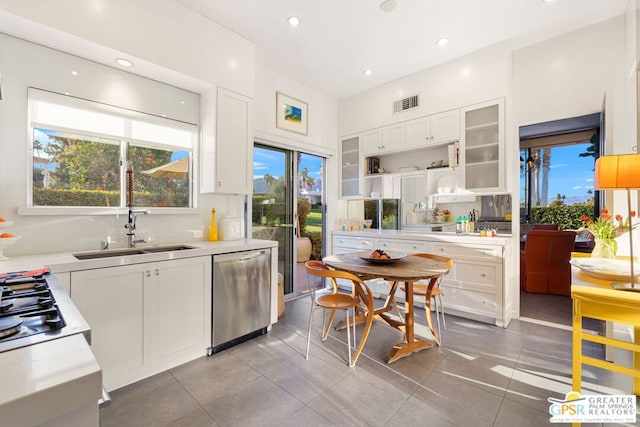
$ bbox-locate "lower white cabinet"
[70,256,211,391]
[431,242,505,326]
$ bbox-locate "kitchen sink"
[139,244,196,253]
[73,244,197,260]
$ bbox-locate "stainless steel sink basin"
[140,244,196,253]
[73,244,196,260]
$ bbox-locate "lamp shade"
[594,154,640,190]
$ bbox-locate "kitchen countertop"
[333,229,512,245]
[0,333,101,426]
[0,238,278,274]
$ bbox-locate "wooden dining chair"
[397,253,453,346]
[304,261,374,367]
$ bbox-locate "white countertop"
[0,334,101,426]
[0,239,278,274]
[333,229,513,245]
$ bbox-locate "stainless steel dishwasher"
[209,249,271,355]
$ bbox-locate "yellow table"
[571,266,640,400]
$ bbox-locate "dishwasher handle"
[213,249,269,264]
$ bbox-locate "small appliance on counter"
[220,217,243,240]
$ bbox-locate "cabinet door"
[403,116,430,150]
[152,257,211,366]
[71,264,148,391]
[431,109,460,145]
[215,87,253,194]
[340,135,361,198]
[382,123,403,153]
[361,128,383,155]
[461,99,504,192]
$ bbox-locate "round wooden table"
[323,252,450,363]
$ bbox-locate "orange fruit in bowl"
[0,232,14,238]
[0,217,5,222]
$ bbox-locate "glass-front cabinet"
[461,99,504,193]
[341,136,361,198]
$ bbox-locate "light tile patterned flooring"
[100,292,637,426]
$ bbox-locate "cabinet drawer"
[455,262,497,287]
[332,236,374,250]
[432,243,501,261]
[375,239,428,253]
[440,285,497,318]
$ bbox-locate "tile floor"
[100,292,637,427]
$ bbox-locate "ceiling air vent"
[393,94,419,113]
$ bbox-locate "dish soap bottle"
[208,208,218,241]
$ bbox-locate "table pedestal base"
[387,338,433,363]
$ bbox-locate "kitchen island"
[332,229,514,327]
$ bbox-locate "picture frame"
[276,92,308,135]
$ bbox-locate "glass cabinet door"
[462,99,504,192]
[341,136,361,198]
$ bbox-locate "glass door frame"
[252,143,326,299]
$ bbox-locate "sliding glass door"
[253,144,325,298]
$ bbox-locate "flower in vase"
[581,208,637,240]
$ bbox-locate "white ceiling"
[175,0,629,99]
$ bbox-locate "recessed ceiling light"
[379,0,397,12]
[71,70,79,76]
[437,38,449,47]
[115,58,134,67]
[363,69,373,77]
[180,100,185,104]
[287,16,300,27]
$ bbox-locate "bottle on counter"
[208,208,218,241]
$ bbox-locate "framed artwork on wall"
[276,92,308,135]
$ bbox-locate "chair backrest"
[523,230,576,295]
[304,261,374,312]
[410,253,453,291]
[532,223,559,230]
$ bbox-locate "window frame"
[22,88,199,215]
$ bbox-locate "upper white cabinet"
[430,110,460,145]
[341,135,362,198]
[361,128,385,155]
[461,99,504,193]
[403,116,430,151]
[382,124,403,152]
[214,87,253,194]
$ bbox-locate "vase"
[592,238,617,259]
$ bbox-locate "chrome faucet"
[125,208,149,248]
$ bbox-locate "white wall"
[0,0,255,96]
[338,42,512,137]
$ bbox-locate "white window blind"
[28,87,197,150]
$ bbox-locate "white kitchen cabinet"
[430,109,460,145]
[70,256,211,391]
[431,241,505,326]
[382,123,403,153]
[403,110,459,151]
[214,87,253,194]
[375,238,429,254]
[361,128,385,155]
[340,135,362,198]
[461,99,504,193]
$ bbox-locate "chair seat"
[400,284,444,297]
[316,293,360,310]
